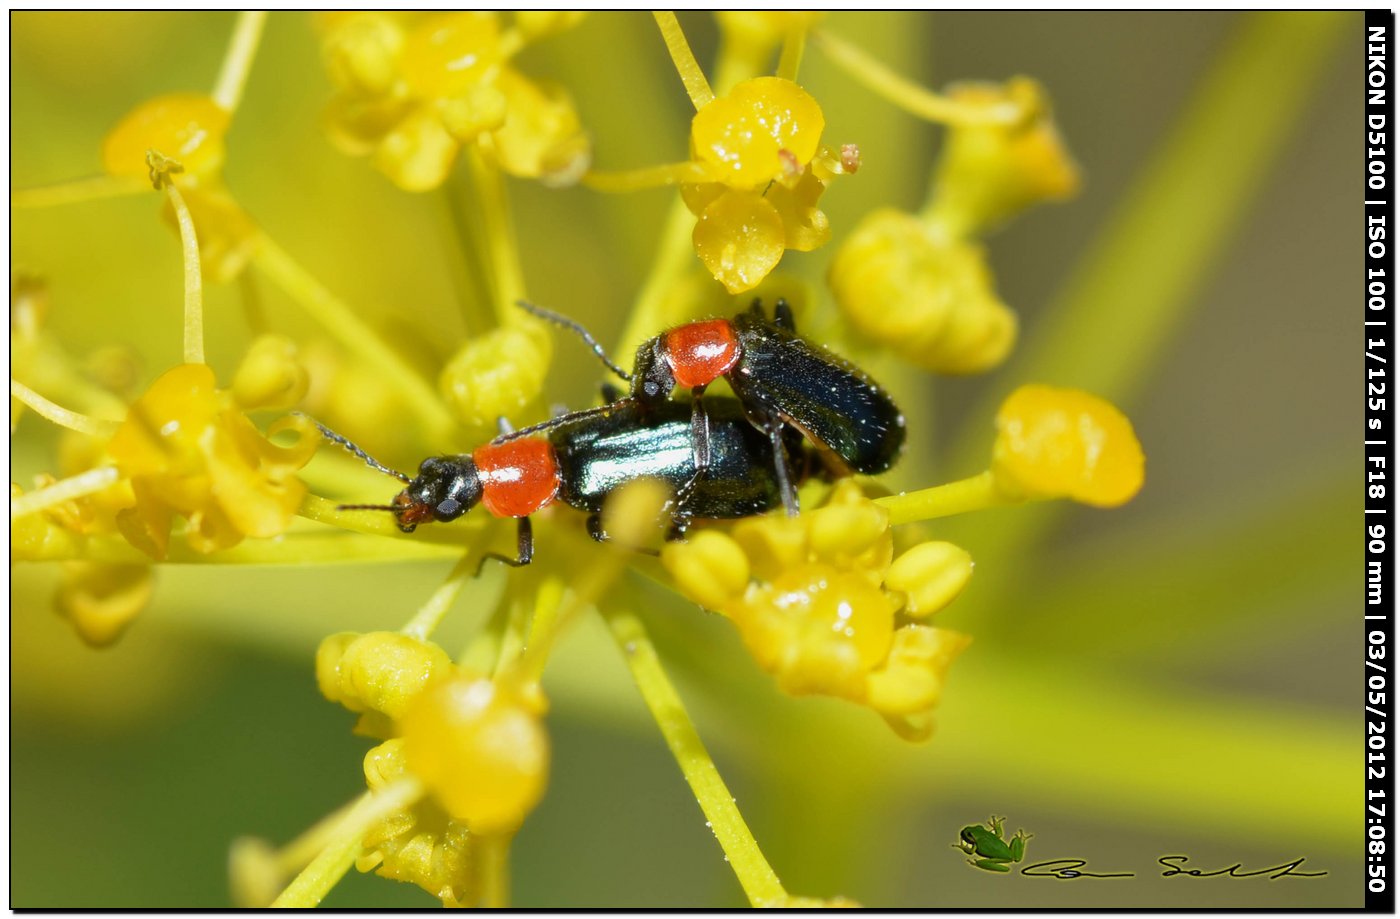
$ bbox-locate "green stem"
[613,200,697,361]
[475,833,513,908]
[270,778,423,908]
[775,28,806,82]
[875,469,1021,526]
[603,607,787,906]
[212,11,268,113]
[11,466,120,519]
[462,147,529,326]
[653,12,714,109]
[10,174,146,209]
[160,180,205,365]
[10,380,120,437]
[399,550,480,641]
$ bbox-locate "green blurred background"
[11,11,1361,907]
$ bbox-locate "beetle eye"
[643,380,661,397]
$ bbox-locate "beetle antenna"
[336,503,400,512]
[298,414,411,483]
[491,400,632,444]
[516,299,633,382]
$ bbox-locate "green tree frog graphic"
[954,815,1032,872]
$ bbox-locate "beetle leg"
[761,413,799,517]
[670,386,712,512]
[773,297,796,332]
[666,513,692,542]
[476,517,534,575]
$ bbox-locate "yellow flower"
[400,671,550,835]
[232,334,310,412]
[439,325,552,430]
[359,737,476,907]
[992,384,1145,507]
[828,208,1016,374]
[102,92,230,182]
[691,76,824,188]
[714,11,826,61]
[926,77,1080,239]
[315,629,549,903]
[55,561,154,647]
[662,481,973,740]
[101,93,260,282]
[107,363,317,559]
[319,11,591,191]
[680,77,849,293]
[316,631,454,738]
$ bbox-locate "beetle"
[510,298,905,516]
[309,398,811,569]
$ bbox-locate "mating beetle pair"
[320,299,904,568]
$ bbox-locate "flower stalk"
[654,12,714,109]
[212,11,268,112]
[604,607,788,907]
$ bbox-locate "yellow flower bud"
[600,478,671,552]
[866,625,972,740]
[884,541,973,618]
[514,11,587,42]
[54,561,154,647]
[691,77,824,189]
[765,169,832,252]
[693,189,786,294]
[927,77,1080,238]
[806,498,891,571]
[400,674,549,833]
[400,13,502,99]
[486,69,591,187]
[439,325,551,430]
[228,836,282,909]
[828,208,1016,374]
[439,83,508,143]
[102,93,230,181]
[731,512,809,583]
[992,384,1145,507]
[324,91,415,158]
[732,564,896,700]
[662,529,751,611]
[321,12,405,96]
[714,11,825,54]
[373,106,460,192]
[316,631,454,720]
[359,737,474,906]
[232,334,309,412]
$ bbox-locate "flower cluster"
[319,11,590,191]
[108,363,317,558]
[664,480,973,741]
[103,93,258,284]
[682,76,855,294]
[830,77,1079,374]
[316,631,549,905]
